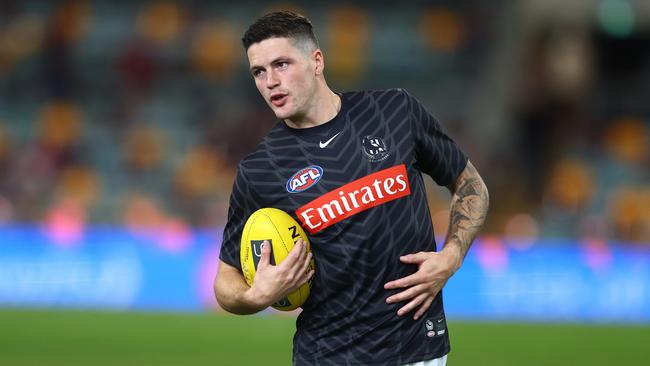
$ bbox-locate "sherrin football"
[240,208,315,311]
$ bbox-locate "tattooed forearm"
[444,161,489,268]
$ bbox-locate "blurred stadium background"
[0,0,648,365]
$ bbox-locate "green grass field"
[0,308,648,365]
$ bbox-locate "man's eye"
[278,62,288,69]
[253,69,264,77]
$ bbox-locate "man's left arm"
[384,160,489,320]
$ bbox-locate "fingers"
[385,251,441,319]
[292,239,313,284]
[296,239,308,266]
[397,293,428,317]
[413,296,434,320]
[275,238,305,269]
[385,252,435,289]
[275,238,312,284]
[285,246,314,293]
[386,282,439,319]
[257,240,272,269]
[250,239,313,306]
[291,238,307,261]
[295,241,314,289]
[384,272,421,290]
[400,252,429,264]
[299,251,313,275]
[293,268,315,290]
[386,283,424,304]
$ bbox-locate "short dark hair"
[242,11,319,51]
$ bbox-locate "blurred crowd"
[0,0,648,245]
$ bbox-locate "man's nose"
[266,70,280,88]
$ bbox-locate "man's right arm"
[214,238,314,314]
[214,260,268,314]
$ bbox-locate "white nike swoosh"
[319,131,341,148]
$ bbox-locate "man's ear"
[313,49,324,76]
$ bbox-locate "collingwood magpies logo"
[361,136,390,162]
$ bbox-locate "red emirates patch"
[295,164,411,234]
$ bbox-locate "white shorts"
[402,354,448,366]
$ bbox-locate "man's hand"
[214,238,314,314]
[384,248,460,320]
[383,160,489,320]
[246,238,314,309]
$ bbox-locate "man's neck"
[284,89,341,129]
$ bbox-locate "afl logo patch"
[287,166,323,193]
[362,136,390,162]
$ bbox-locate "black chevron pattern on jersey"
[220,89,467,365]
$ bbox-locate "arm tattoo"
[444,161,489,266]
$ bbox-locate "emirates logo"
[295,164,411,234]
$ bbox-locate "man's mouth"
[270,93,288,107]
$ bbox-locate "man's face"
[247,37,317,121]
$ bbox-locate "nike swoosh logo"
[319,132,341,148]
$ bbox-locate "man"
[214,11,489,366]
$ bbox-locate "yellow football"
[240,208,314,311]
